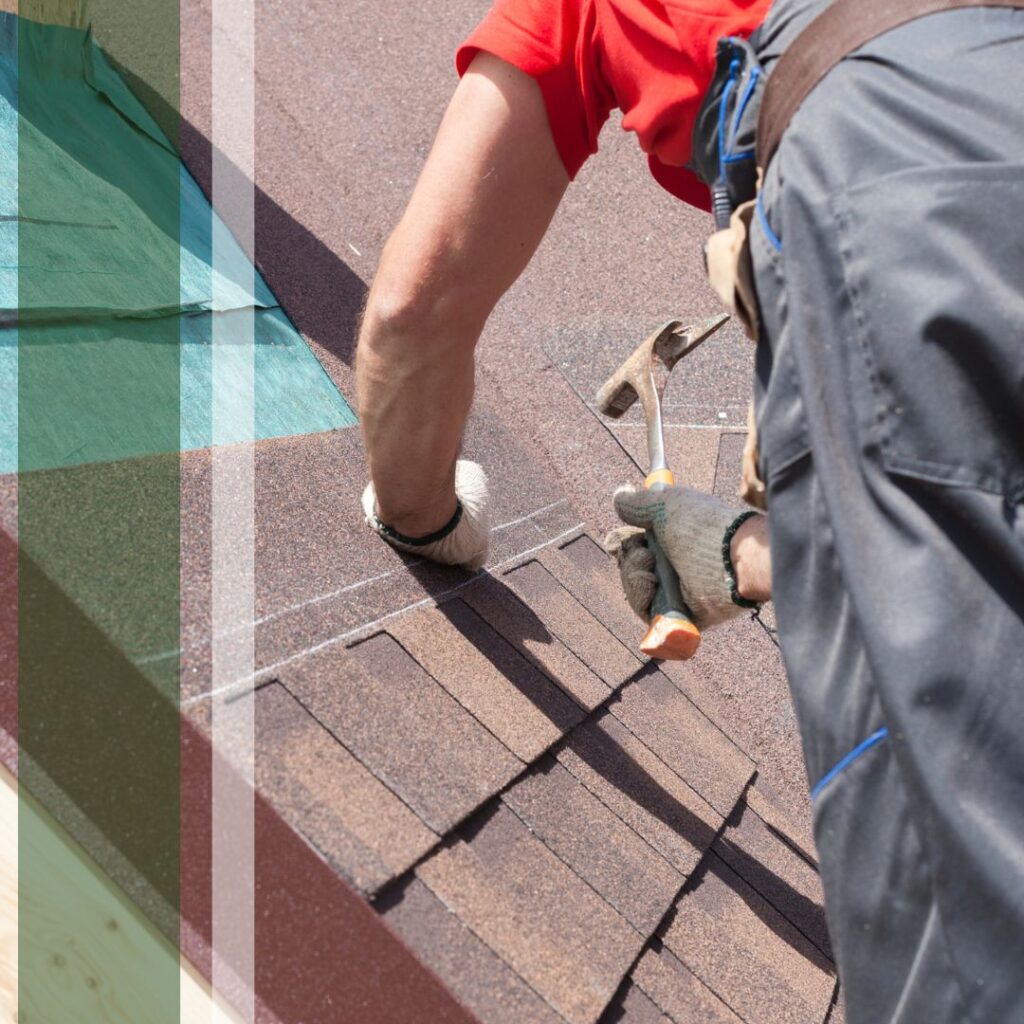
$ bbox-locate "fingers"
[605,525,656,621]
[613,484,662,529]
[603,524,644,556]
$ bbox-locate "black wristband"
[722,509,761,609]
[372,500,463,547]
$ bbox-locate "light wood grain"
[1,763,241,1024]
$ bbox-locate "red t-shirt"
[456,0,771,211]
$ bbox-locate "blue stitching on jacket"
[729,65,760,151]
[717,56,741,178]
[812,727,889,800]
[756,192,783,252]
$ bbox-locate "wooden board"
[0,762,240,1023]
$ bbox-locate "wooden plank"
[0,762,241,1023]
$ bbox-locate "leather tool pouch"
[704,196,759,342]
[692,36,769,504]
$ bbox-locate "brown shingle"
[255,683,437,894]
[503,758,683,935]
[556,712,722,877]
[662,855,834,1024]
[280,634,522,833]
[632,946,744,1024]
[463,573,611,710]
[538,535,641,652]
[609,982,673,1023]
[503,560,642,687]
[417,804,644,1024]
[826,985,845,1023]
[383,878,565,1024]
[611,669,754,817]
[612,425,724,494]
[744,779,818,870]
[713,800,831,958]
[389,599,583,762]
[657,615,811,838]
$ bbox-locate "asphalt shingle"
[611,669,755,818]
[662,855,834,1024]
[537,535,641,653]
[631,946,744,1024]
[463,572,611,711]
[280,634,523,833]
[713,799,831,958]
[556,712,722,877]
[383,878,565,1024]
[389,599,584,762]
[503,560,642,688]
[503,757,683,935]
[255,683,437,894]
[417,804,645,1024]
[607,982,673,1024]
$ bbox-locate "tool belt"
[695,0,1024,507]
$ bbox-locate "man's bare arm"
[356,53,569,538]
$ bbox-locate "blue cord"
[717,57,741,179]
[730,65,761,150]
[756,191,782,252]
[811,727,889,800]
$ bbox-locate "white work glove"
[606,484,758,629]
[362,459,490,571]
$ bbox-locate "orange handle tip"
[640,614,701,660]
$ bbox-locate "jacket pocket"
[834,164,1024,498]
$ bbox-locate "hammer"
[596,314,730,660]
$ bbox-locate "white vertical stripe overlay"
[210,0,256,1022]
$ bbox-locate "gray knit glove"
[362,460,490,571]
[606,484,755,629]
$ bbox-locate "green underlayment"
[0,10,356,475]
[8,9,353,1021]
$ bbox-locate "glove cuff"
[722,510,761,609]
[369,500,464,546]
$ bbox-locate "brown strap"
[757,0,1024,170]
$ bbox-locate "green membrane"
[16,7,181,1022]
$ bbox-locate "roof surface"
[3,2,843,1021]
[175,2,842,1019]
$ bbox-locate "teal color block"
[0,11,355,475]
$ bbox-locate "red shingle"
[417,804,644,1024]
[280,634,522,832]
[255,683,437,894]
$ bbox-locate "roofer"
[355,1,1024,1020]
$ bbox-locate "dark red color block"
[0,524,16,760]
[179,708,480,1024]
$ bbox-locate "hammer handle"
[639,470,702,660]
